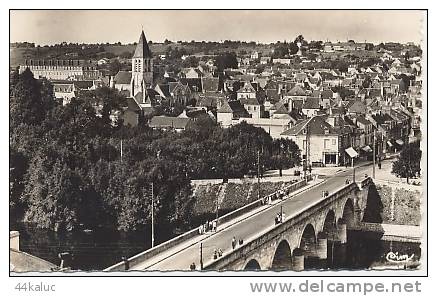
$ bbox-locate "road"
[132,162,378,271]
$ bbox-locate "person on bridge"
[212,220,217,232]
[232,237,236,249]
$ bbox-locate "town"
[10,18,423,272]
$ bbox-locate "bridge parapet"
[355,177,373,222]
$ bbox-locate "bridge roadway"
[132,162,376,271]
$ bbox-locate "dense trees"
[214,52,238,71]
[392,142,422,183]
[10,71,301,233]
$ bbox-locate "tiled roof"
[347,100,367,114]
[238,81,257,93]
[287,85,306,96]
[149,116,192,129]
[125,97,141,112]
[281,116,337,136]
[202,77,220,92]
[273,102,288,115]
[195,92,225,108]
[218,100,248,115]
[303,97,320,109]
[356,115,372,125]
[321,89,334,99]
[240,97,260,106]
[114,71,132,85]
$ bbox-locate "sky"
[10,10,425,45]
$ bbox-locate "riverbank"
[349,223,421,243]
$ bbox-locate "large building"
[19,59,100,80]
[112,30,154,101]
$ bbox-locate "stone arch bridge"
[204,177,372,271]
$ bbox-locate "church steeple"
[131,30,154,98]
[133,30,152,59]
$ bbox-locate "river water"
[12,223,421,271]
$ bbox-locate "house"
[53,83,76,105]
[272,58,292,65]
[121,97,143,127]
[240,97,263,119]
[346,100,367,115]
[149,115,193,132]
[250,51,259,60]
[195,92,226,110]
[180,67,204,79]
[169,81,192,106]
[217,99,250,127]
[260,57,271,64]
[236,81,257,100]
[234,117,293,139]
[201,77,221,93]
[302,97,321,117]
[284,85,307,111]
[281,116,349,166]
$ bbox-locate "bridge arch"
[244,259,261,270]
[299,223,317,259]
[322,209,337,239]
[341,198,355,227]
[271,240,292,270]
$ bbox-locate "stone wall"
[368,183,421,226]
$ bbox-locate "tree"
[108,59,122,76]
[271,138,301,177]
[182,56,199,68]
[214,52,238,71]
[308,41,323,50]
[22,149,89,231]
[392,142,422,183]
[294,35,306,45]
[10,68,53,127]
[10,149,29,220]
[289,42,299,55]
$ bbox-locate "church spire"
[133,30,152,58]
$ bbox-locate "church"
[111,30,154,107]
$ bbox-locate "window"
[332,139,336,146]
[302,140,306,150]
[324,139,330,149]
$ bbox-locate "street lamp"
[211,166,219,231]
[372,129,376,179]
[150,182,155,248]
[257,149,261,201]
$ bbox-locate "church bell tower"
[131,30,154,98]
